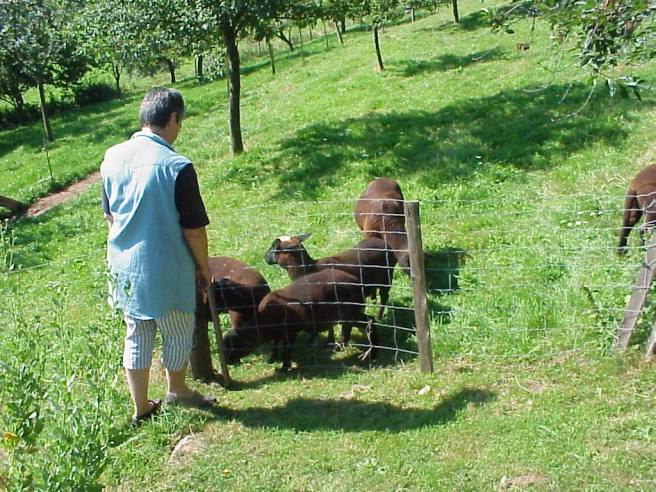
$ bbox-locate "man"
[101,88,215,425]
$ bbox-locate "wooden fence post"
[207,287,232,385]
[614,230,656,351]
[645,322,656,360]
[404,200,434,374]
[0,195,25,213]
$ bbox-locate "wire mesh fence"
[3,190,654,371]
[204,190,655,370]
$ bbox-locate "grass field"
[2,1,656,489]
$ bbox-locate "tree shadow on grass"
[212,387,495,432]
[0,97,140,159]
[426,2,538,34]
[250,83,642,200]
[393,47,509,77]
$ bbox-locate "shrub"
[73,82,119,107]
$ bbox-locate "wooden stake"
[645,322,656,360]
[207,287,232,385]
[615,230,656,351]
[404,200,434,373]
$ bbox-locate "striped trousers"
[123,310,194,371]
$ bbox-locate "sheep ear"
[297,232,311,242]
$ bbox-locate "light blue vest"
[101,130,196,319]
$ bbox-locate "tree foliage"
[486,0,656,96]
[0,0,89,140]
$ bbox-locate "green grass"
[2,1,656,489]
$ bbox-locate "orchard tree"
[0,0,88,142]
[186,0,286,155]
[406,1,441,22]
[138,0,217,84]
[80,1,146,95]
[320,0,358,45]
[356,0,402,71]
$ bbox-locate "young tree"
[187,0,285,155]
[356,0,402,71]
[321,0,357,45]
[79,1,145,95]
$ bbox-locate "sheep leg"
[268,340,278,364]
[325,327,336,347]
[278,331,297,372]
[375,287,390,322]
[619,194,641,254]
[337,325,352,351]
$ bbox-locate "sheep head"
[264,234,313,273]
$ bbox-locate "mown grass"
[2,0,656,489]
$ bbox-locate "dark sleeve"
[102,182,110,216]
[175,164,210,229]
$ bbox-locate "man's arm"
[101,180,113,226]
[182,226,211,299]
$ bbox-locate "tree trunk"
[0,195,25,213]
[277,29,294,51]
[340,18,346,34]
[196,54,204,79]
[411,7,416,22]
[373,25,384,71]
[452,0,459,23]
[266,37,276,75]
[308,25,313,40]
[322,19,329,49]
[166,58,176,84]
[37,80,53,143]
[257,41,262,55]
[9,89,25,121]
[223,27,244,155]
[112,63,122,96]
[334,21,344,45]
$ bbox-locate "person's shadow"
[208,387,495,432]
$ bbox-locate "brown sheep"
[618,164,656,254]
[263,234,396,324]
[191,256,270,383]
[221,268,378,371]
[354,177,410,272]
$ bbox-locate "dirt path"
[24,171,100,218]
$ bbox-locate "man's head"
[139,87,185,143]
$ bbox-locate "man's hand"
[196,266,211,304]
[183,226,211,304]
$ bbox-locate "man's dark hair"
[139,87,185,128]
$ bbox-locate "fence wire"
[3,192,654,368]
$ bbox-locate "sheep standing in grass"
[191,256,270,382]
[618,164,656,254]
[221,268,378,371]
[264,234,396,346]
[264,235,396,319]
[354,177,410,272]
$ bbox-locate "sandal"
[131,399,161,427]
